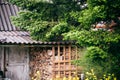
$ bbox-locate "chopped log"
[29,47,53,80]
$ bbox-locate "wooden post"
[58,45,60,77]
[75,46,78,74]
[52,46,55,78]
[63,46,65,77]
[68,45,71,77]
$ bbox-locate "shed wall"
[0,46,29,80]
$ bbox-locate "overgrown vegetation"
[85,69,117,80]
[10,0,120,79]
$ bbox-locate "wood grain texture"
[5,46,29,80]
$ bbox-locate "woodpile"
[29,47,53,80]
[29,46,81,80]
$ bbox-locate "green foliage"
[77,47,109,77]
[11,11,55,41]
[64,30,120,48]
[10,0,84,41]
[85,69,117,80]
[65,29,120,78]
[46,22,74,41]
[79,0,120,29]
[66,11,81,26]
[79,5,107,29]
[85,46,107,62]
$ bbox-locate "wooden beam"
[68,45,71,77]
[63,46,65,77]
[75,46,78,74]
[58,45,60,77]
[52,46,55,78]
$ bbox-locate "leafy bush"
[85,69,117,80]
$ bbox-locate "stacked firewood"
[29,47,53,80]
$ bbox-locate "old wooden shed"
[0,0,81,80]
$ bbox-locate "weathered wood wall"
[0,46,29,80]
[0,47,4,71]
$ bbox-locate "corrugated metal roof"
[0,31,75,45]
[0,1,20,31]
[0,31,39,44]
[0,0,8,3]
[0,1,40,45]
[0,0,75,45]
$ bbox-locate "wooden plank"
[63,46,65,77]
[68,45,71,76]
[54,60,70,63]
[58,45,60,77]
[76,46,78,60]
[5,46,29,80]
[52,46,55,78]
[75,46,78,74]
[0,46,4,78]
